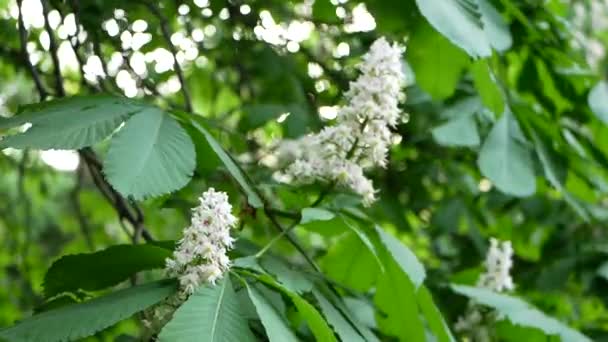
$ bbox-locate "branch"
[16,0,48,100]
[41,0,65,97]
[145,2,193,112]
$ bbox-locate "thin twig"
[16,0,48,100]
[145,1,193,112]
[41,0,65,97]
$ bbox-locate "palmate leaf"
[158,277,256,342]
[451,285,591,341]
[417,286,456,342]
[415,0,511,58]
[103,107,196,200]
[0,96,144,150]
[43,244,172,298]
[478,109,536,197]
[0,280,176,342]
[245,284,298,342]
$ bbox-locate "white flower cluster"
[477,238,514,292]
[165,188,237,294]
[455,238,515,341]
[275,37,406,206]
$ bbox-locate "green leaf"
[43,244,172,298]
[290,293,337,342]
[477,0,512,51]
[375,226,426,288]
[531,131,590,221]
[158,277,256,342]
[589,81,608,124]
[451,285,591,342]
[238,104,289,131]
[471,59,505,115]
[256,273,337,342]
[300,208,335,224]
[261,257,314,294]
[103,108,195,200]
[321,232,380,292]
[415,0,511,57]
[432,116,480,147]
[245,284,298,342]
[375,259,426,342]
[313,289,365,342]
[417,286,455,342]
[190,119,263,208]
[0,96,142,150]
[407,23,470,100]
[478,109,536,197]
[0,280,176,342]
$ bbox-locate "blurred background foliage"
[1,0,608,340]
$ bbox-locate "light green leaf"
[477,0,512,51]
[375,226,426,288]
[451,285,591,342]
[190,119,263,208]
[589,81,608,124]
[256,273,336,342]
[432,116,480,147]
[43,244,172,298]
[246,284,298,342]
[290,293,337,342]
[597,261,608,281]
[478,109,536,197]
[417,286,455,342]
[159,277,256,342]
[531,131,590,221]
[375,259,426,342]
[0,280,176,342]
[0,96,142,150]
[313,289,365,342]
[103,108,195,200]
[407,23,470,100]
[261,258,314,294]
[321,232,380,292]
[300,208,335,224]
[471,59,505,115]
[415,0,511,57]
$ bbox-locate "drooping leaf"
[190,119,263,208]
[478,109,536,197]
[103,108,196,200]
[313,289,365,342]
[0,280,176,342]
[0,96,143,150]
[261,257,314,294]
[589,81,608,124]
[255,274,337,342]
[158,277,256,342]
[432,116,480,147]
[417,286,455,342]
[321,232,380,292]
[375,226,426,288]
[451,285,591,341]
[415,0,511,57]
[407,23,470,100]
[43,244,171,298]
[300,208,335,224]
[245,284,298,342]
[531,131,590,221]
[471,59,505,115]
[375,259,426,342]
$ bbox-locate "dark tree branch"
[16,0,48,100]
[41,0,65,97]
[145,1,193,112]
